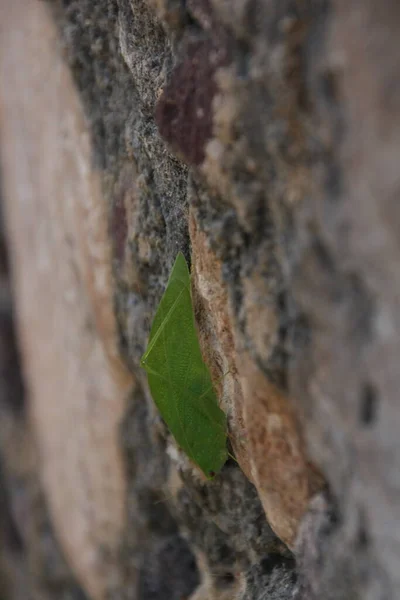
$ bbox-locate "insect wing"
[141,252,227,477]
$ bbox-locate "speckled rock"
[0,0,399,599]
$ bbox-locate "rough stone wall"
[0,0,399,599]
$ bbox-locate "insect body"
[140,252,228,478]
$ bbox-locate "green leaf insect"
[140,252,228,478]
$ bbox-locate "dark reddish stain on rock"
[155,35,231,166]
[112,195,127,264]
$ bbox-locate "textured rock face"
[0,0,399,599]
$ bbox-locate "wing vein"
[142,285,186,362]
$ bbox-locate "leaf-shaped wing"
[141,252,227,477]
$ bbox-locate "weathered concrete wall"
[0,0,398,599]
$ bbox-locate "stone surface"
[0,2,133,598]
[0,0,399,599]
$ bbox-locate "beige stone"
[0,1,133,598]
